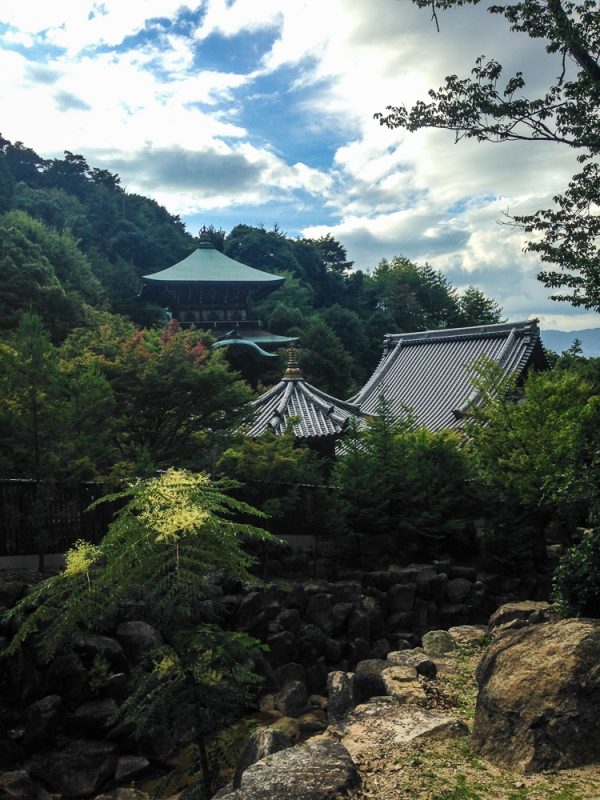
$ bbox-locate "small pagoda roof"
[249,352,362,439]
[142,237,285,287]
[350,319,547,431]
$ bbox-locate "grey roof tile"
[350,320,546,431]
[249,377,362,440]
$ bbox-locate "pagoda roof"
[249,359,362,439]
[142,240,285,286]
[350,319,547,431]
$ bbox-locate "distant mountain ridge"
[541,328,600,357]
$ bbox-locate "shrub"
[552,528,600,618]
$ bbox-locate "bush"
[552,528,600,618]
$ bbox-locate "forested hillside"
[0,135,503,392]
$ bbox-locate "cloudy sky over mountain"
[0,0,595,330]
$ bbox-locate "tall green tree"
[373,256,461,331]
[465,356,600,566]
[377,0,600,312]
[458,286,504,326]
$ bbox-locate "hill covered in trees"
[0,134,503,397]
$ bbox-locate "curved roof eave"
[142,246,285,285]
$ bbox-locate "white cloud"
[0,0,596,330]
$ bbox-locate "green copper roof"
[143,241,285,285]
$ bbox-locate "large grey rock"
[305,593,335,635]
[45,651,88,703]
[448,625,489,647]
[386,649,437,678]
[233,727,293,788]
[274,681,308,717]
[488,601,556,631]
[0,769,50,799]
[72,698,118,735]
[446,578,472,604]
[422,630,456,656]
[74,634,129,672]
[353,659,387,702]
[388,583,416,613]
[330,698,468,761]
[381,666,426,704]
[29,739,117,797]
[327,671,355,724]
[114,755,151,782]
[116,621,163,663]
[218,739,360,800]
[24,695,63,746]
[472,618,600,773]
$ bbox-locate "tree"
[373,256,462,331]
[332,396,475,560]
[465,356,600,567]
[458,286,505,326]
[4,468,276,796]
[377,0,600,312]
[63,318,252,477]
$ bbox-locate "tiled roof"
[249,375,362,440]
[350,320,546,431]
[142,241,285,286]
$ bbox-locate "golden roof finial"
[284,343,302,380]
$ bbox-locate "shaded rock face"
[218,739,360,800]
[472,618,600,773]
[28,739,118,797]
[326,671,355,724]
[233,727,293,789]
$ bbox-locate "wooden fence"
[0,478,338,557]
[0,480,117,556]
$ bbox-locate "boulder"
[218,739,360,800]
[233,727,293,789]
[422,630,455,657]
[327,671,355,724]
[448,625,489,647]
[381,666,426,704]
[274,681,308,717]
[472,618,600,773]
[388,583,416,613]
[24,695,63,746]
[305,593,335,635]
[114,755,151,782]
[330,698,468,761]
[115,621,163,663]
[488,601,556,631]
[353,659,387,702]
[0,769,50,800]
[74,634,129,672]
[305,657,328,694]
[45,651,88,703]
[446,578,472,604]
[72,698,118,735]
[275,662,306,687]
[387,650,437,678]
[29,739,117,797]
[265,631,296,665]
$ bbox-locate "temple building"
[350,319,547,431]
[249,348,363,456]
[140,230,295,359]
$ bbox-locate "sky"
[0,0,597,331]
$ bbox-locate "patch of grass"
[431,774,482,800]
